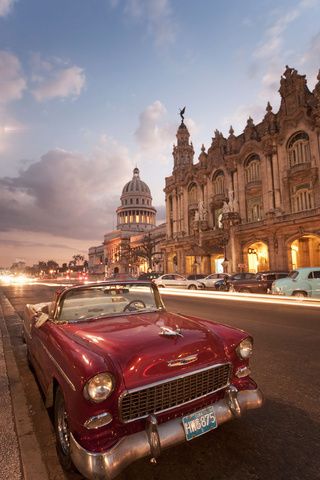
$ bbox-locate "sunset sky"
[0,0,320,267]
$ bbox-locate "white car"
[154,274,205,290]
[198,273,230,289]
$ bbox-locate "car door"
[205,274,219,288]
[308,270,320,297]
[161,274,174,287]
[173,274,187,288]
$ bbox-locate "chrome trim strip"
[39,341,76,391]
[119,362,231,423]
[84,412,113,430]
[167,354,198,367]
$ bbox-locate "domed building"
[117,167,156,231]
[88,167,165,277]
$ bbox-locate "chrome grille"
[120,363,231,422]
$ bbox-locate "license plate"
[182,406,217,441]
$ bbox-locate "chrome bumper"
[70,386,263,480]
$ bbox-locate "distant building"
[88,168,165,277]
[163,66,320,274]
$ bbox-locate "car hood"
[63,311,228,390]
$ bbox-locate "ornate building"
[88,168,165,276]
[163,67,320,274]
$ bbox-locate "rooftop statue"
[179,106,186,122]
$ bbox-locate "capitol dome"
[117,168,156,232]
[122,167,151,195]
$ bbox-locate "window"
[136,198,139,204]
[245,155,260,183]
[309,270,320,279]
[287,132,310,168]
[292,187,314,212]
[188,183,197,203]
[212,172,225,195]
[247,197,263,222]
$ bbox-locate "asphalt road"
[1,282,320,480]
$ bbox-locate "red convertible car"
[23,281,263,480]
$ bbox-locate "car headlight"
[84,373,114,403]
[236,338,253,359]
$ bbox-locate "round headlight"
[84,373,114,403]
[236,338,253,359]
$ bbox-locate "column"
[172,191,178,235]
[265,154,274,211]
[272,149,281,208]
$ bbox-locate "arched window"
[247,196,263,222]
[292,187,314,212]
[287,132,310,168]
[212,171,225,195]
[245,155,260,183]
[188,183,198,203]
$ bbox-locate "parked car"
[214,273,256,291]
[154,273,205,289]
[198,273,230,289]
[186,274,206,281]
[23,280,263,480]
[138,271,162,281]
[271,267,320,297]
[228,271,289,294]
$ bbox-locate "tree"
[131,234,162,270]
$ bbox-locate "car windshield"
[288,270,299,279]
[57,283,163,323]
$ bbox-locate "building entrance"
[246,241,269,273]
[290,235,320,269]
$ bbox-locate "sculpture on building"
[179,106,186,122]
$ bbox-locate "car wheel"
[292,291,307,298]
[188,284,197,290]
[158,284,165,288]
[54,386,75,472]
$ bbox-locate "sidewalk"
[0,292,50,480]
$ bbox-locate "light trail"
[159,288,320,308]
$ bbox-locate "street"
[1,282,320,480]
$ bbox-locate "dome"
[117,167,156,232]
[122,167,151,196]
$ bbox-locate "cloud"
[0,51,26,104]
[0,137,132,239]
[0,0,16,17]
[299,30,320,88]
[135,100,172,148]
[31,55,86,101]
[124,0,176,46]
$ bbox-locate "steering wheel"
[123,300,146,312]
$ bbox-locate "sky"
[0,0,320,267]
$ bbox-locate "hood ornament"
[159,325,183,338]
[167,354,198,367]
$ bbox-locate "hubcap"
[57,403,70,455]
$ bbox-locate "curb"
[0,293,51,480]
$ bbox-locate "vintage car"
[23,281,263,480]
[271,267,320,297]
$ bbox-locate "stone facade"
[163,67,320,274]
